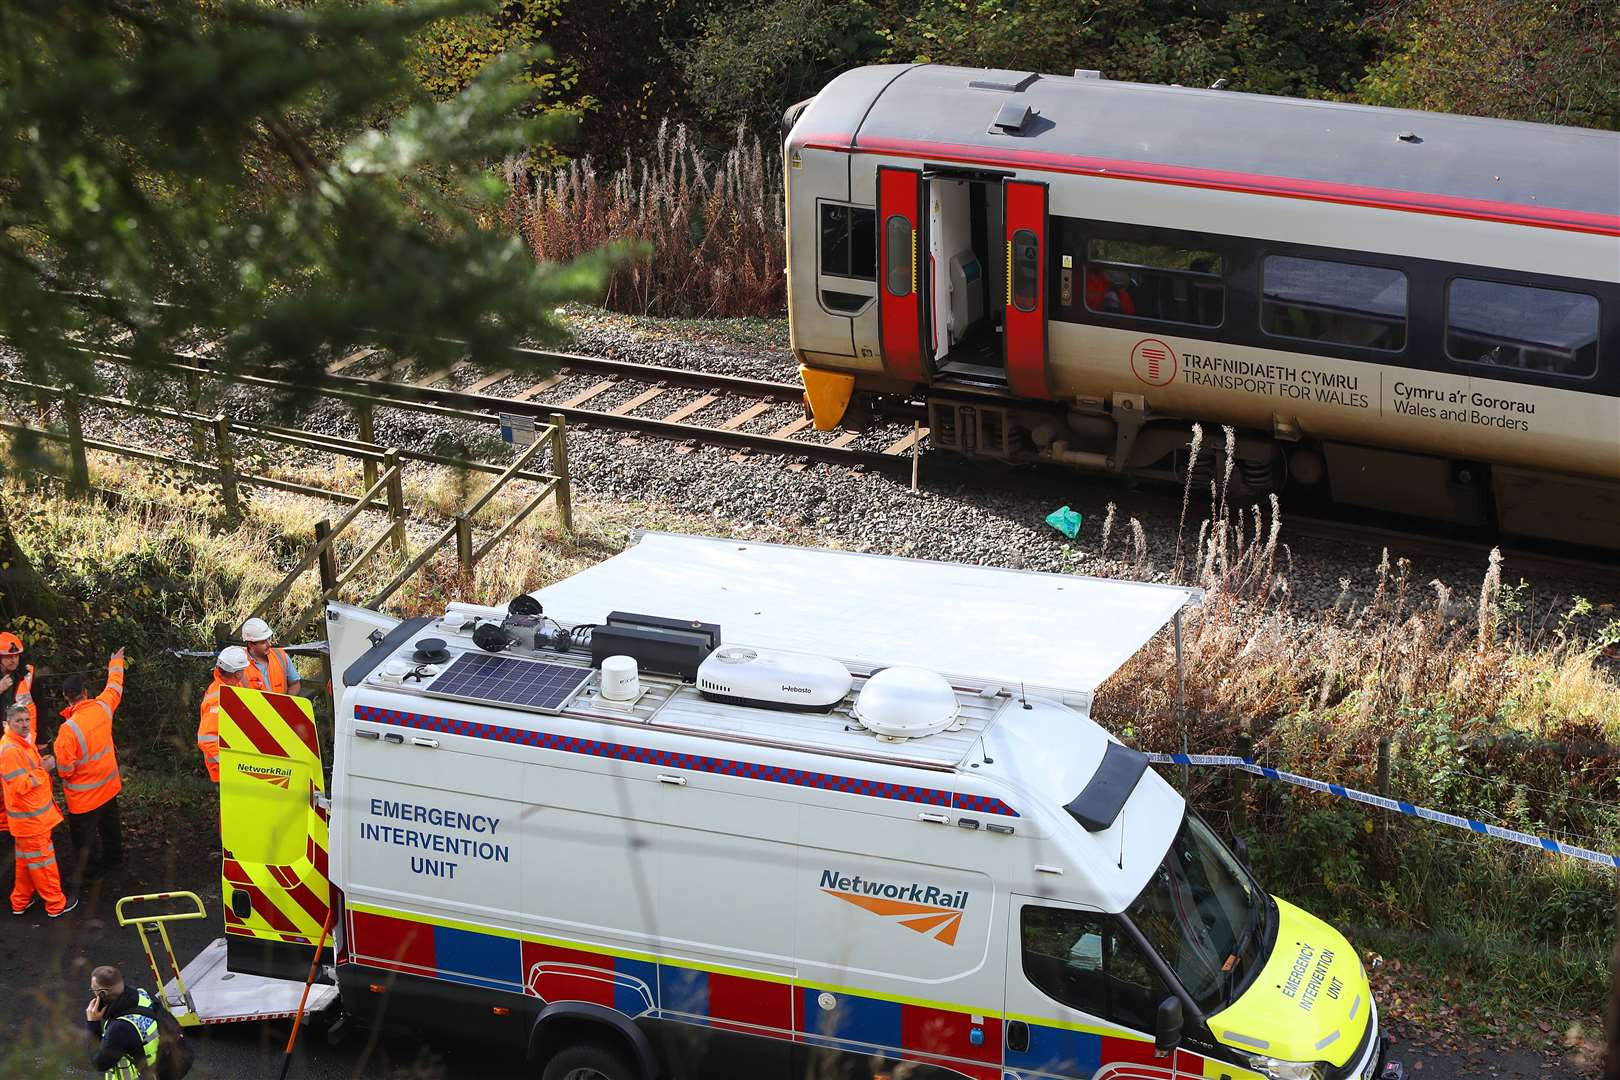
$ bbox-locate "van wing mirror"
[1154,996,1184,1057]
[1234,835,1252,870]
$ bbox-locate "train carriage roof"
[793,65,1620,231]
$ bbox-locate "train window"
[1085,238,1223,327]
[1011,229,1039,312]
[820,204,876,281]
[1447,279,1599,377]
[1261,256,1407,351]
[884,214,913,297]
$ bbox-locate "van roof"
[530,532,1200,700]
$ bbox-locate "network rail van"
[132,533,1405,1080]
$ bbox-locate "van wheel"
[541,1042,642,1080]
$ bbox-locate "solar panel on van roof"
[425,652,590,713]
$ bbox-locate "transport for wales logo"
[1129,337,1178,387]
[819,869,968,946]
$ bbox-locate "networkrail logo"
[818,869,969,946]
[235,762,292,790]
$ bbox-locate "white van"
[200,532,1403,1080]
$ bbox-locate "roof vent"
[1073,69,1101,79]
[969,72,1039,93]
[991,102,1034,135]
[852,667,960,742]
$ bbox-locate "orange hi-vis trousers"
[11,830,66,916]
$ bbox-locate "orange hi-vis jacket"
[0,663,36,836]
[54,654,126,814]
[0,728,63,836]
[198,677,223,783]
[244,647,296,696]
[6,663,37,734]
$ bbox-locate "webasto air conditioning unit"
[696,645,852,712]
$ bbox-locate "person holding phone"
[85,965,162,1079]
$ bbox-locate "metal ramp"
[116,892,338,1027]
[165,937,339,1025]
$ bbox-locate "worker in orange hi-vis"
[0,631,38,849]
[2,702,77,918]
[198,647,250,784]
[54,648,126,888]
[240,618,300,697]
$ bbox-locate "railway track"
[320,343,928,473]
[81,342,926,474]
[38,340,1620,586]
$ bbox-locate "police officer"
[85,964,162,1079]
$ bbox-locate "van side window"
[1085,236,1223,327]
[1261,255,1407,351]
[820,204,876,281]
[1447,278,1599,377]
[1021,905,1165,1032]
[884,214,914,296]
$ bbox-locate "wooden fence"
[0,365,571,634]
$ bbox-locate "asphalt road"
[1,833,1587,1080]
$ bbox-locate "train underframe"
[819,376,1620,550]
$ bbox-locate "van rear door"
[218,684,332,981]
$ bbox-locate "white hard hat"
[217,646,251,674]
[241,618,273,643]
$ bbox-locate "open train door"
[218,684,333,983]
[877,166,928,382]
[1002,179,1051,399]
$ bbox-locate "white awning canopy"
[530,532,1200,699]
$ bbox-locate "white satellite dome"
[852,667,959,741]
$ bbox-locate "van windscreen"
[1123,811,1272,1013]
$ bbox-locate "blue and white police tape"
[1147,752,1620,870]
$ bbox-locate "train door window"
[1011,228,1039,312]
[1021,904,1164,1031]
[1261,255,1407,351]
[1085,235,1223,327]
[1446,278,1599,377]
[885,214,914,296]
[819,203,876,280]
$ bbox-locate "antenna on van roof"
[1019,683,1030,710]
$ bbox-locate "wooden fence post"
[62,393,89,495]
[313,518,339,597]
[383,448,407,556]
[1230,731,1252,834]
[550,413,572,535]
[354,401,378,491]
[213,413,240,520]
[454,514,473,578]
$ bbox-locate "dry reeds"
[503,121,786,318]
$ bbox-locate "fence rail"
[0,365,572,635]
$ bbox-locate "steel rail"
[75,345,911,473]
[503,345,806,400]
[323,368,908,472]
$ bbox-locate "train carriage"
[783,65,1620,546]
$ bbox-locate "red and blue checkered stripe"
[355,705,1018,817]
